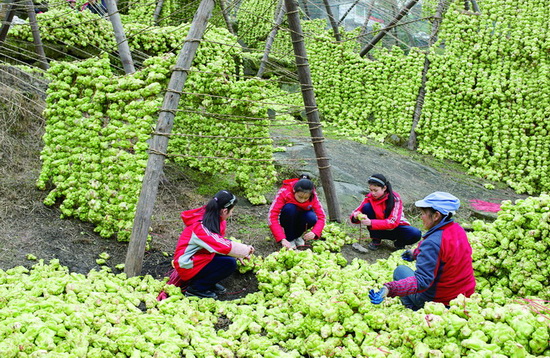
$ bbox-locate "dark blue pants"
[280,203,317,241]
[360,203,421,247]
[393,265,429,310]
[190,255,236,291]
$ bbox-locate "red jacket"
[173,206,238,281]
[385,219,476,305]
[269,178,326,242]
[350,191,410,230]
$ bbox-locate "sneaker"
[367,239,381,251]
[185,286,218,299]
[212,283,227,295]
[295,237,305,246]
[287,240,297,249]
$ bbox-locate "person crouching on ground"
[369,192,476,310]
[173,190,254,299]
[350,173,421,250]
[269,174,326,250]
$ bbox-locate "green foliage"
[470,194,550,300]
[235,0,278,48]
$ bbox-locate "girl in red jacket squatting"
[369,192,476,310]
[269,175,326,250]
[350,173,421,250]
[173,190,254,299]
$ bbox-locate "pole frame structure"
[322,0,341,42]
[407,0,450,150]
[25,0,49,70]
[337,0,360,26]
[359,0,420,57]
[153,0,165,25]
[105,0,135,74]
[0,0,17,44]
[124,0,215,277]
[284,0,341,222]
[217,0,235,35]
[257,0,285,78]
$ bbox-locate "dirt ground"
[0,87,526,301]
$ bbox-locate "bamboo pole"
[407,0,450,150]
[153,0,164,25]
[284,0,341,222]
[0,0,16,44]
[337,0,360,26]
[322,0,341,42]
[217,0,235,35]
[359,0,420,57]
[257,0,285,78]
[105,0,135,74]
[25,0,48,70]
[124,0,215,277]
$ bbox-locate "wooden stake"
[359,0,420,57]
[217,0,235,35]
[0,0,17,44]
[25,0,48,70]
[284,0,341,223]
[105,0,135,74]
[153,0,164,25]
[322,0,341,42]
[257,0,285,78]
[407,0,450,150]
[124,0,214,277]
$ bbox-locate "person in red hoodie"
[369,192,476,310]
[350,173,421,250]
[173,190,254,299]
[269,174,326,250]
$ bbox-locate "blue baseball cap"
[415,192,460,215]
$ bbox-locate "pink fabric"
[469,199,501,213]
[350,191,410,230]
[156,269,188,301]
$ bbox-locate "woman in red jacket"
[269,175,326,249]
[173,190,254,299]
[350,173,421,250]
[369,192,476,310]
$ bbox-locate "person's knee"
[303,211,318,226]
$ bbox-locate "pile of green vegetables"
[1,198,549,357]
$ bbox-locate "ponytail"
[294,173,314,194]
[368,174,395,218]
[202,190,237,234]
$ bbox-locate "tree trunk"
[284,0,342,223]
[25,0,48,70]
[322,0,341,42]
[407,0,450,150]
[105,0,135,74]
[257,0,285,78]
[359,0,420,57]
[124,0,215,277]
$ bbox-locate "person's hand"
[360,217,371,226]
[401,249,414,262]
[281,239,293,249]
[303,232,316,241]
[369,286,388,304]
[247,245,255,257]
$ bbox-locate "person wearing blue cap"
[350,174,421,250]
[368,192,476,310]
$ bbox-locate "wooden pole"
[300,0,310,19]
[337,0,360,26]
[257,0,285,78]
[358,0,374,46]
[470,0,480,12]
[153,0,164,25]
[25,0,48,70]
[105,0,135,74]
[322,0,341,42]
[284,0,341,222]
[217,0,235,35]
[0,0,16,44]
[407,0,450,150]
[359,0,420,57]
[124,0,215,277]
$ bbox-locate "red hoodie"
[173,206,247,281]
[350,191,410,230]
[268,178,326,242]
